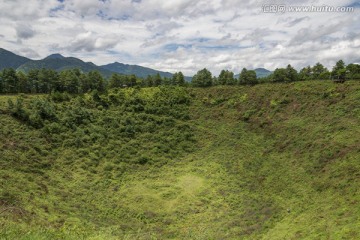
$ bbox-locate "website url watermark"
[262,5,354,13]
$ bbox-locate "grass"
[1,81,360,239]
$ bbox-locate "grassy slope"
[189,82,360,239]
[0,81,359,239]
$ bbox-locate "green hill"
[0,81,359,239]
[100,62,174,79]
[254,67,272,78]
[0,48,30,70]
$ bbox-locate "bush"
[8,98,29,122]
[30,99,58,121]
[49,91,70,102]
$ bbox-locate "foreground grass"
[1,81,359,239]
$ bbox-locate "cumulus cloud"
[290,19,353,45]
[0,0,359,75]
[66,31,119,52]
[0,0,60,20]
[16,23,36,40]
[241,28,272,45]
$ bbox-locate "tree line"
[0,68,186,94]
[192,60,360,87]
[0,60,359,93]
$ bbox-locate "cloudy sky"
[0,0,359,75]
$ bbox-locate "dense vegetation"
[1,80,359,239]
[1,60,359,95]
[0,68,186,94]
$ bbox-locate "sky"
[0,0,359,76]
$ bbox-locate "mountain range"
[0,48,271,79]
[0,48,175,79]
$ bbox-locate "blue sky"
[0,0,359,75]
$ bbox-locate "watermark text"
[262,5,354,13]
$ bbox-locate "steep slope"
[0,81,359,239]
[100,62,174,78]
[0,48,31,70]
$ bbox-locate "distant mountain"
[254,68,272,78]
[0,48,182,79]
[44,53,65,60]
[0,48,31,70]
[234,68,272,78]
[17,55,115,78]
[100,62,174,79]
[235,68,272,79]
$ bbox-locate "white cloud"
[16,23,36,40]
[65,31,119,52]
[0,0,359,75]
[18,47,40,58]
[0,0,59,20]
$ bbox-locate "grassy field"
[1,81,359,239]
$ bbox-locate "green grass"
[1,81,359,239]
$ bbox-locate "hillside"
[0,48,185,79]
[0,81,359,239]
[0,48,30,70]
[17,55,115,78]
[101,62,174,79]
[253,67,272,78]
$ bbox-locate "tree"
[127,74,137,87]
[172,72,185,86]
[162,77,171,85]
[154,73,162,86]
[332,60,346,80]
[144,75,153,87]
[1,68,18,93]
[272,68,288,82]
[239,68,257,85]
[88,70,105,92]
[312,62,328,80]
[60,70,80,93]
[192,68,212,87]
[16,71,28,93]
[246,70,257,84]
[177,72,185,86]
[239,68,247,84]
[286,64,298,82]
[38,68,59,93]
[218,70,236,85]
[109,73,123,88]
[78,73,90,93]
[346,63,360,80]
[27,69,40,93]
[318,70,330,80]
[298,66,312,81]
[212,76,219,85]
[171,73,178,86]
